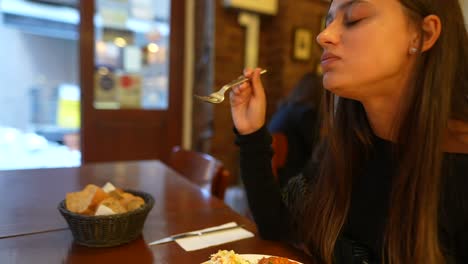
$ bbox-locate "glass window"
[0,0,81,170]
[94,0,171,110]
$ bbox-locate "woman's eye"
[344,19,362,27]
[343,3,373,28]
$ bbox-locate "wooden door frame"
[79,0,185,163]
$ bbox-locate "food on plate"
[205,250,251,264]
[202,250,299,264]
[65,182,145,216]
[203,250,299,264]
[258,256,297,264]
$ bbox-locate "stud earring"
[409,47,418,54]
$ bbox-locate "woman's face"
[317,0,417,101]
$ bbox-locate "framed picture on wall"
[292,27,312,61]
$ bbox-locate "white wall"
[0,13,78,130]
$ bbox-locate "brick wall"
[201,0,329,180]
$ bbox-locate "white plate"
[240,254,302,263]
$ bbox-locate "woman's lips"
[321,52,341,70]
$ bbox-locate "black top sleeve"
[235,126,320,246]
[235,126,291,241]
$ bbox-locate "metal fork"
[194,69,267,104]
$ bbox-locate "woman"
[229,0,467,263]
[268,72,323,186]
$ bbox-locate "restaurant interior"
[0,0,334,211]
[0,0,467,263]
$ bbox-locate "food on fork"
[194,69,267,104]
[65,182,145,216]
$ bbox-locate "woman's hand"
[230,68,267,135]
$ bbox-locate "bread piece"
[102,182,116,193]
[82,184,109,213]
[99,197,127,214]
[65,183,145,216]
[65,184,109,215]
[118,192,135,207]
[117,192,145,211]
[108,189,125,200]
[94,204,116,216]
[126,196,145,211]
[66,191,94,215]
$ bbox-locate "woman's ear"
[420,14,442,52]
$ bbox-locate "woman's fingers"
[232,82,247,95]
[238,82,250,94]
[229,67,267,134]
[243,68,254,78]
[229,67,263,105]
[250,68,265,97]
[230,83,251,105]
[232,85,240,95]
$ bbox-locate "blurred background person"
[267,72,323,186]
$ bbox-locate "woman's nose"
[316,22,340,48]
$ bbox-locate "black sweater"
[236,126,468,263]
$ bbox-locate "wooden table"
[0,160,310,263]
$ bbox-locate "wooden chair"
[271,132,288,182]
[168,146,233,200]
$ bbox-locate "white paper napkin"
[175,222,254,251]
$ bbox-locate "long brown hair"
[302,0,468,263]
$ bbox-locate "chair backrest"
[271,132,288,182]
[168,146,232,200]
